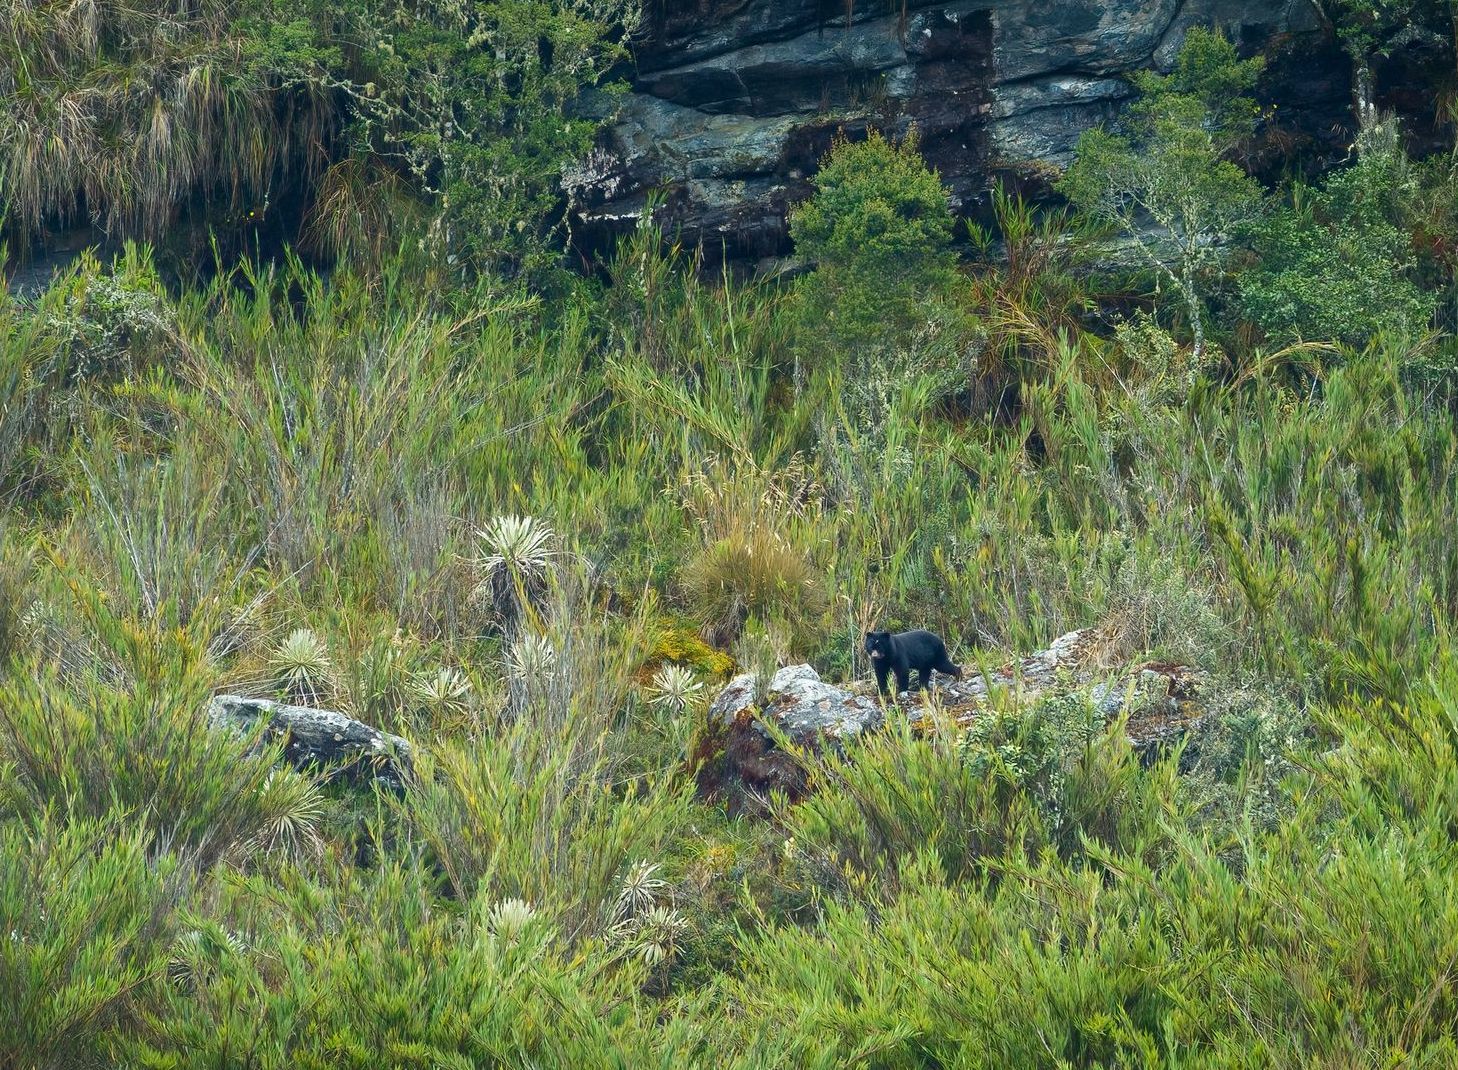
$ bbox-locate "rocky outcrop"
[570,0,1347,262]
[915,627,1205,762]
[694,627,1203,814]
[695,663,883,814]
[208,694,414,791]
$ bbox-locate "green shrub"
[31,246,180,383]
[0,581,320,868]
[788,128,969,389]
[0,811,182,1070]
[125,854,659,1068]
[1238,120,1434,347]
[787,717,1041,888]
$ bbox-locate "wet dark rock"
[571,0,1345,263]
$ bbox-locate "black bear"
[863,629,961,697]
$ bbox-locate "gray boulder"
[712,663,883,737]
[696,663,883,815]
[208,694,413,791]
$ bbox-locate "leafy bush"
[29,246,180,384]
[787,717,1039,887]
[0,811,182,1070]
[1238,120,1435,347]
[788,128,970,390]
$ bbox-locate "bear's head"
[864,631,892,661]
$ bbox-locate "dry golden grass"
[0,0,332,243]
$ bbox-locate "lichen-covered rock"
[696,663,882,815]
[571,0,1346,262]
[208,694,413,791]
[910,628,1205,760]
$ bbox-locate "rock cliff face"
[569,0,1349,263]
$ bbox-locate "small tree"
[1059,28,1265,362]
[789,128,961,360]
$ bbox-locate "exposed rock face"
[919,627,1205,762]
[570,0,1345,262]
[697,663,883,814]
[694,627,1204,814]
[208,694,414,791]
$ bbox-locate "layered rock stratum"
[570,0,1351,262]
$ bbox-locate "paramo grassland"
[7,6,1458,1067]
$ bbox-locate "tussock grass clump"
[681,523,829,649]
[0,0,331,244]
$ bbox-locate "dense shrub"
[0,812,183,1070]
[1238,121,1435,347]
[788,129,971,395]
[0,586,320,868]
[125,857,657,1069]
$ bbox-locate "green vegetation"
[7,15,1458,1068]
[1239,120,1435,347]
[789,129,962,355]
[1060,28,1265,361]
[0,0,638,279]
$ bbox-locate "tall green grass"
[2,194,1458,1067]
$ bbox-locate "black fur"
[863,629,961,697]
